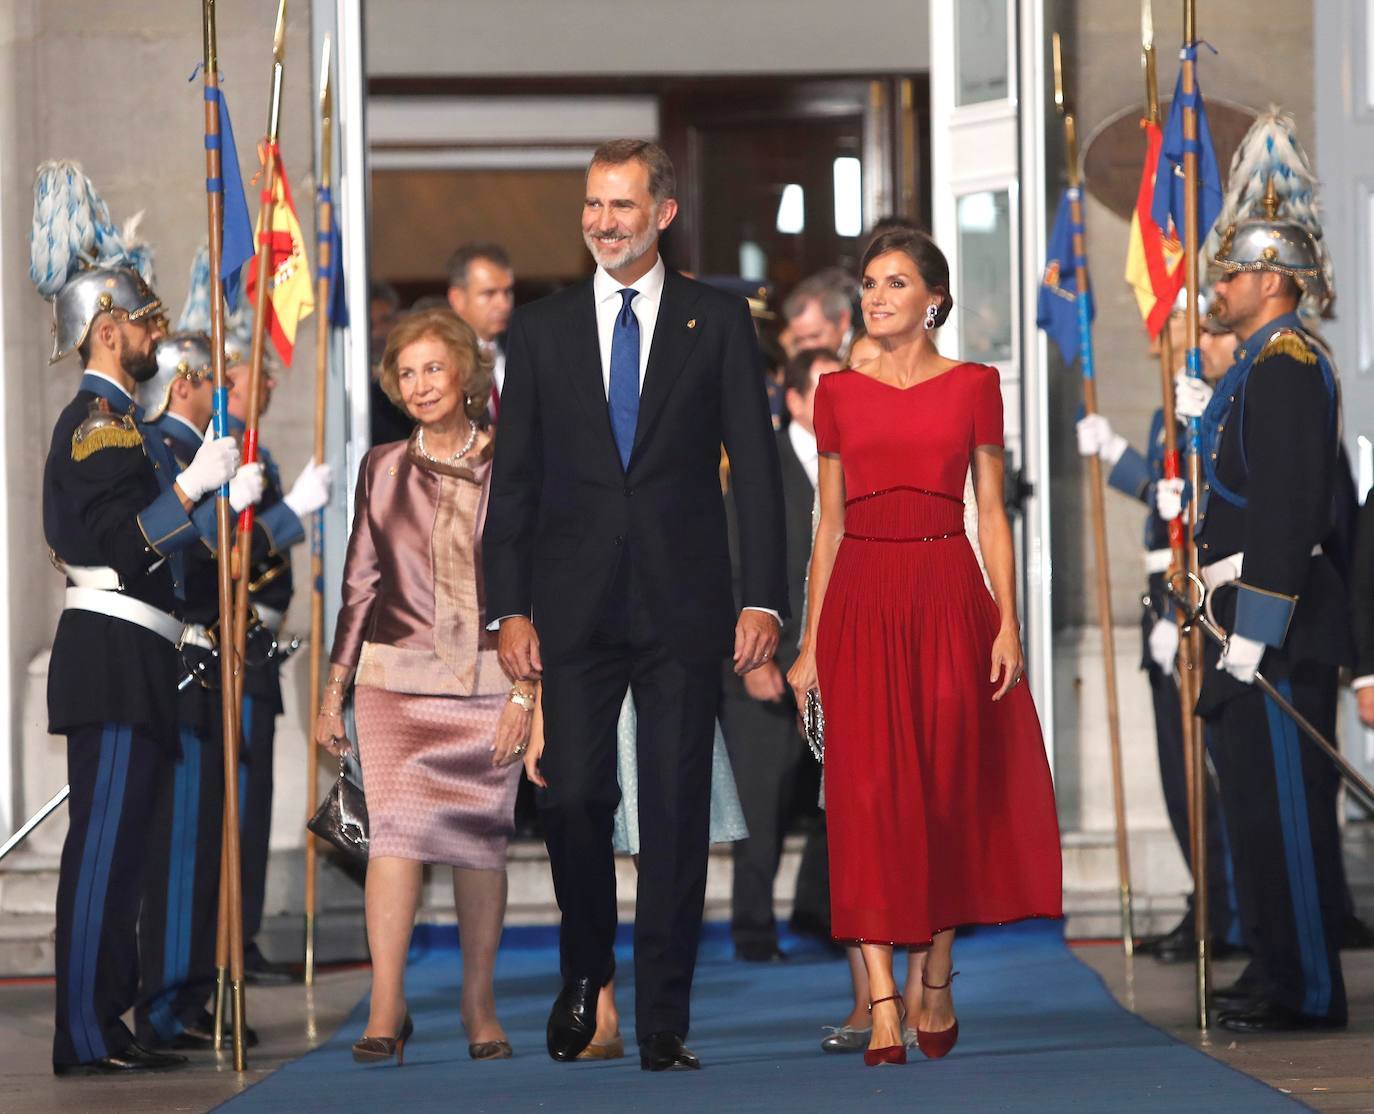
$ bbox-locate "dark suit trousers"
[54,724,171,1068]
[719,675,801,947]
[539,553,720,1039]
[135,725,225,1043]
[1147,663,1238,943]
[239,693,276,946]
[1208,662,1346,1022]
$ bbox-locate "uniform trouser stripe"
[150,731,201,1038]
[1264,680,1332,1017]
[68,724,131,1062]
[237,697,253,834]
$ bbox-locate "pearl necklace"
[416,420,479,465]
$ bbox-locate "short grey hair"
[783,268,856,325]
[589,139,677,204]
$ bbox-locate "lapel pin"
[687,318,697,329]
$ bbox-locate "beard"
[121,342,159,383]
[583,218,658,273]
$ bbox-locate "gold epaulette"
[72,408,142,461]
[1257,329,1317,367]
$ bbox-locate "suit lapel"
[631,270,704,466]
[560,281,622,471]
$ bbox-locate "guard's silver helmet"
[1214,200,1329,313]
[140,331,213,422]
[50,264,161,365]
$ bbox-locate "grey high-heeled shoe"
[820,1024,872,1053]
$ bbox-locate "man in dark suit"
[722,347,834,961]
[483,139,787,1071]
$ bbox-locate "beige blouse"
[329,431,506,697]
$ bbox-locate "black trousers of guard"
[239,692,276,950]
[719,675,802,950]
[1207,661,1346,1023]
[538,552,719,1040]
[135,724,225,1044]
[1147,663,1240,944]
[53,724,171,1068]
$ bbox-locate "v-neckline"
[847,362,975,392]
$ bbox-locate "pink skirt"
[354,687,519,869]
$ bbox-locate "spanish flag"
[246,143,314,364]
[1124,120,1184,338]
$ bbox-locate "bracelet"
[508,688,536,712]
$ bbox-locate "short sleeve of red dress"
[972,366,1005,449]
[813,371,841,453]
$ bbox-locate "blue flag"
[207,85,254,309]
[1037,189,1094,367]
[321,195,349,328]
[1150,45,1223,244]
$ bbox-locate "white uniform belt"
[63,587,186,644]
[180,624,215,651]
[1200,545,1322,592]
[1144,549,1173,576]
[253,604,284,632]
[58,563,123,590]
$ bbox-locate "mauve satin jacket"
[329,432,507,697]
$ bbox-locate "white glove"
[1148,617,1180,672]
[1075,414,1128,465]
[1155,477,1186,522]
[1219,633,1265,685]
[1174,372,1214,420]
[175,435,241,502]
[284,459,334,518]
[228,462,266,514]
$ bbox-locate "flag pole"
[202,0,249,1071]
[1144,0,1207,1023]
[304,34,333,991]
[1054,33,1135,958]
[1178,0,1211,1030]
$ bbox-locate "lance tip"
[1051,32,1064,111]
[1141,0,1153,50]
[273,0,287,62]
[319,35,332,113]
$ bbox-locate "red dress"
[813,364,1062,945]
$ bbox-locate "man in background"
[447,242,515,421]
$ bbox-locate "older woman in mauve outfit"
[315,307,534,1065]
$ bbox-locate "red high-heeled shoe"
[916,971,959,1059]
[863,994,907,1067]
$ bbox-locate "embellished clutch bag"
[802,688,825,764]
[307,755,370,866]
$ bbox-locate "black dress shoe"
[735,941,787,963]
[546,977,598,1061]
[1217,999,1346,1033]
[1209,979,1256,1010]
[244,949,299,986]
[158,1011,260,1050]
[639,1032,701,1072]
[54,1042,188,1076]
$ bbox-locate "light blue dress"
[611,693,748,855]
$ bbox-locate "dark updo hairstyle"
[859,227,954,329]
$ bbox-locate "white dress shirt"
[592,255,665,397]
[483,339,507,397]
[787,421,819,490]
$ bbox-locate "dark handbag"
[802,688,824,764]
[307,755,369,865]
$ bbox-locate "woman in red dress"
[788,228,1061,1066]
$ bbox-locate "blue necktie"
[608,287,640,471]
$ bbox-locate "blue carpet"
[219,922,1299,1112]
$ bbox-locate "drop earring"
[924,304,938,331]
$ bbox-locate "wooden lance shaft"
[1063,109,1136,958]
[1180,0,1211,1030]
[202,0,248,1070]
[304,41,333,987]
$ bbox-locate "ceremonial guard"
[222,308,332,981]
[1075,306,1241,962]
[132,331,265,1048]
[32,164,240,1073]
[1179,159,1354,1030]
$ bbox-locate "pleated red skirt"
[816,486,1063,945]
